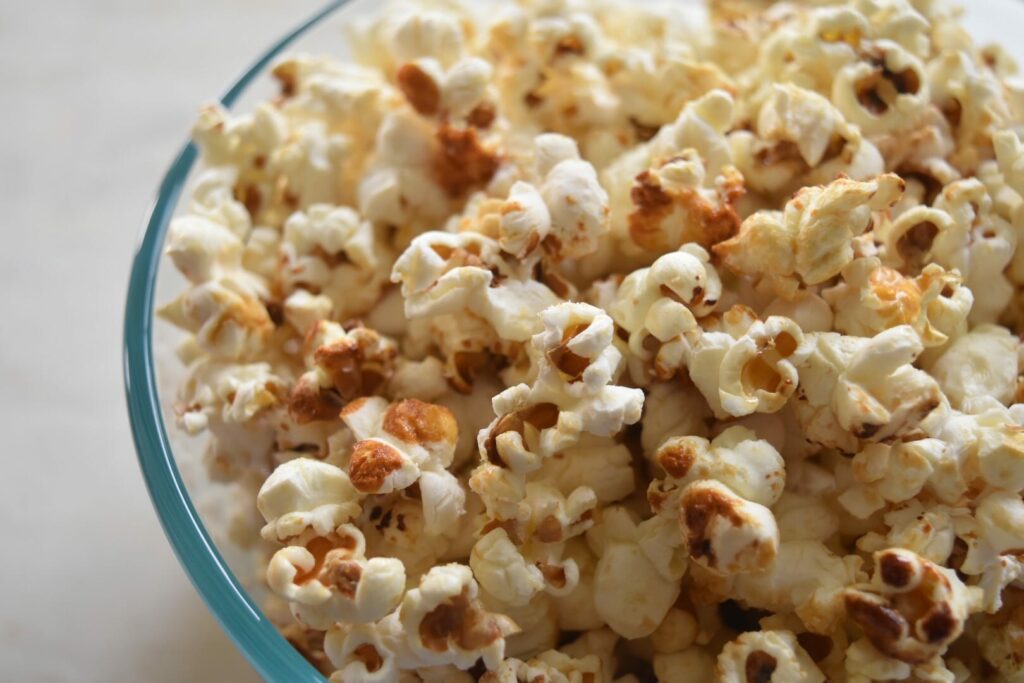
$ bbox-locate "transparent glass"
[122,1,1024,681]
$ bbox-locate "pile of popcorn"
[160,0,1024,679]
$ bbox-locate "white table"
[0,1,315,680]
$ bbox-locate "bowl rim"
[122,2,348,680]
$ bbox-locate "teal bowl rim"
[123,2,347,680]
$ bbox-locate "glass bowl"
[123,1,1024,681]
[123,2,360,680]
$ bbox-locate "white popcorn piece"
[921,402,1024,501]
[714,173,904,293]
[392,230,561,345]
[470,528,547,608]
[399,563,520,670]
[824,257,972,347]
[650,427,785,510]
[257,458,363,542]
[843,548,981,664]
[640,382,711,459]
[324,622,400,683]
[978,602,1024,682]
[716,630,826,683]
[598,89,739,259]
[626,150,745,254]
[731,83,884,197]
[928,325,1020,409]
[360,494,454,582]
[267,524,406,629]
[793,326,944,451]
[608,244,719,383]
[480,649,603,683]
[479,303,643,473]
[831,40,930,138]
[157,278,274,361]
[590,507,683,639]
[731,539,864,635]
[279,205,389,323]
[839,439,945,519]
[675,480,779,576]
[650,607,699,655]
[337,396,464,535]
[654,647,716,683]
[175,359,286,436]
[684,314,810,419]
[931,179,1018,325]
[468,477,597,608]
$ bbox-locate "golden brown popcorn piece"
[843,548,978,664]
[715,173,903,291]
[433,125,500,198]
[348,440,406,493]
[397,62,442,116]
[382,398,459,446]
[287,322,398,424]
[629,161,745,252]
[419,587,510,653]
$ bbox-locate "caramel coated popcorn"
[160,0,1024,680]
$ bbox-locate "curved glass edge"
[123,2,348,681]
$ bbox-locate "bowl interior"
[125,1,1024,681]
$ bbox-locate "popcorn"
[716,630,826,683]
[398,563,519,670]
[626,150,745,254]
[686,314,811,418]
[287,320,398,424]
[478,303,643,474]
[929,179,1018,325]
[843,548,981,663]
[608,244,719,383]
[823,257,972,347]
[928,325,1020,409]
[175,359,286,436]
[676,480,780,575]
[257,458,363,542]
[731,83,884,197]
[391,230,561,381]
[590,507,683,639]
[603,89,740,248]
[337,396,464,534]
[978,602,1024,681]
[279,205,389,323]
[160,0,1024,677]
[267,524,406,629]
[731,539,863,634]
[831,40,930,138]
[480,649,603,683]
[650,427,785,509]
[654,647,716,683]
[793,325,943,451]
[715,173,904,293]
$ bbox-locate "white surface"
[2,1,1024,682]
[0,1,317,681]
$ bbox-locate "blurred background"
[1,1,1021,682]
[0,1,315,680]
